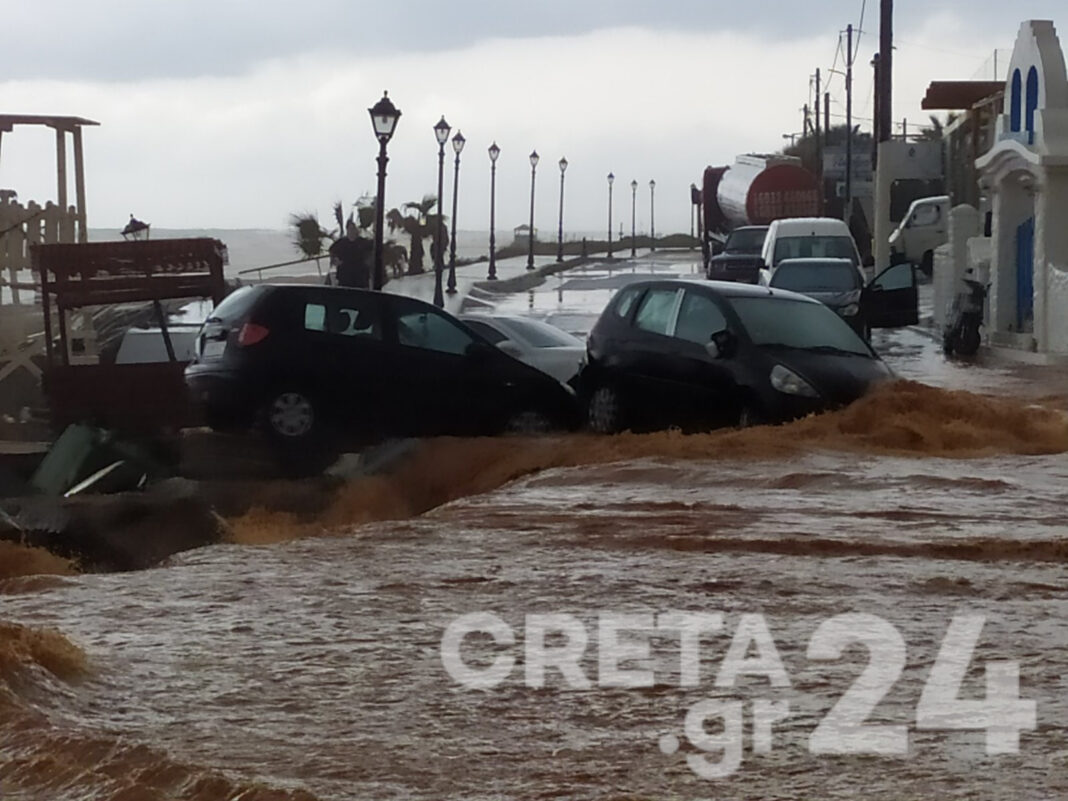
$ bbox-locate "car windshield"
[725,228,767,254]
[502,318,581,348]
[728,296,871,355]
[772,235,858,265]
[770,261,862,293]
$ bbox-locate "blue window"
[1010,69,1022,132]
[1025,66,1039,142]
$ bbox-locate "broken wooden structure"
[33,238,228,432]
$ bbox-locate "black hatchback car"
[185,284,578,458]
[581,279,894,432]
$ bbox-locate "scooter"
[943,274,988,356]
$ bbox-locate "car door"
[294,290,391,439]
[625,287,691,426]
[862,261,919,328]
[669,288,741,428]
[384,295,500,437]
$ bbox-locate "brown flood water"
[2,374,1068,800]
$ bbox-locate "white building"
[975,20,1068,354]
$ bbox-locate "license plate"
[202,339,227,359]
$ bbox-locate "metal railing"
[236,255,326,283]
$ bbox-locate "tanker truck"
[702,154,820,281]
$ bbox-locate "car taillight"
[238,323,269,346]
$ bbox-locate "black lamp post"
[649,179,656,252]
[432,116,451,307]
[368,91,401,291]
[630,179,637,257]
[446,130,465,295]
[556,157,567,263]
[487,141,500,280]
[607,172,614,259]
[526,150,539,271]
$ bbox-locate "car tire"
[260,389,336,476]
[587,384,624,434]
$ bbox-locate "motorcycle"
[942,274,988,356]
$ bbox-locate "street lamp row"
[371,91,658,304]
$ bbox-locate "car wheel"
[504,409,554,435]
[587,385,624,434]
[264,390,317,440]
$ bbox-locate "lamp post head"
[369,91,401,143]
[559,157,568,174]
[649,179,655,190]
[452,130,466,155]
[488,142,500,162]
[434,116,451,146]
[607,172,615,186]
[529,150,539,169]
[631,179,638,191]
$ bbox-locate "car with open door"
[185,285,578,471]
[580,279,893,433]
[760,257,918,338]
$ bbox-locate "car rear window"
[725,228,767,253]
[205,285,264,323]
[634,289,679,336]
[772,236,858,265]
[770,261,862,293]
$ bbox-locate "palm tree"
[386,194,440,275]
[289,212,334,259]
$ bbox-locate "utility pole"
[824,91,831,214]
[815,68,823,211]
[878,0,893,145]
[845,22,853,225]
[873,0,895,276]
[871,53,881,168]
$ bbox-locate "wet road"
[3,251,1068,801]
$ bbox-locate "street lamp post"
[526,150,539,271]
[432,116,451,307]
[487,142,500,280]
[368,91,401,291]
[649,179,656,252]
[446,130,465,295]
[630,179,637,257]
[556,157,568,263]
[607,172,614,259]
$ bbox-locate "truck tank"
[703,155,820,234]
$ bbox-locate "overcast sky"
[1,1,1063,240]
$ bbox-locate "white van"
[761,217,862,274]
[888,195,949,275]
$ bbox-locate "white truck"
[888,195,950,276]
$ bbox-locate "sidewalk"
[381,253,565,315]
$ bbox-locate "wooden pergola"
[0,114,99,243]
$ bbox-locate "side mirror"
[707,329,735,359]
[496,340,523,359]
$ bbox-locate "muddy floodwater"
[3,268,1068,799]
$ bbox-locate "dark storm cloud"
[7,0,847,81]
[6,0,1062,82]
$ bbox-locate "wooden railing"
[0,196,84,305]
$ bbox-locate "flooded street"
[3,253,1068,800]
